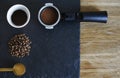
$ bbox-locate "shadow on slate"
[0,0,80,78]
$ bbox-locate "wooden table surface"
[80,0,120,78]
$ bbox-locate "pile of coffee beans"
[8,34,32,58]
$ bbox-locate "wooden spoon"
[0,63,26,76]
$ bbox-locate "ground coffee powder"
[40,7,58,25]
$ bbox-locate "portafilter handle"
[61,11,108,23]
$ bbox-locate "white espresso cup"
[38,3,61,29]
[7,4,30,28]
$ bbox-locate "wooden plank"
[80,0,120,78]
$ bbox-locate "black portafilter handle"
[61,11,108,23]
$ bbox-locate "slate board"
[0,0,80,78]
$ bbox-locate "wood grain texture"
[80,0,120,78]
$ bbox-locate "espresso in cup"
[38,3,61,29]
[12,10,27,26]
[7,4,30,28]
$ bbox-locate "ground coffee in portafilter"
[12,10,27,26]
[40,7,59,25]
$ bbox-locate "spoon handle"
[0,68,13,72]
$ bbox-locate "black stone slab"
[0,0,80,78]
